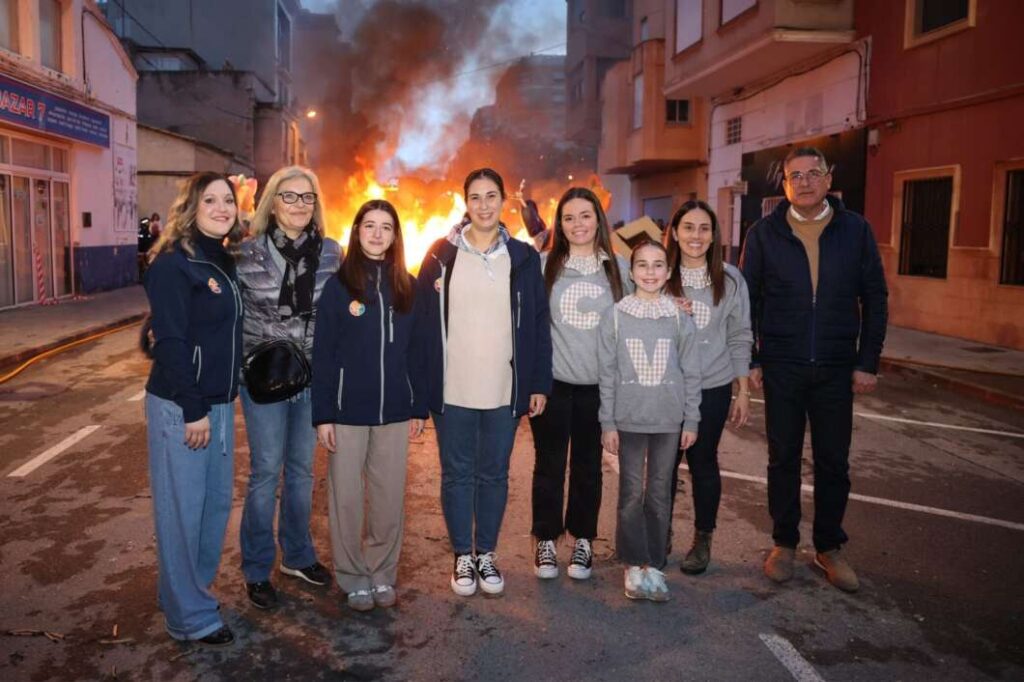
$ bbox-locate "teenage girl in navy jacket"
[311,199,427,612]
[144,172,243,647]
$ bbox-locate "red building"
[858,0,1024,348]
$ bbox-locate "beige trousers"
[328,422,409,593]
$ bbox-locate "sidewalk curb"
[0,313,147,372]
[880,358,1024,413]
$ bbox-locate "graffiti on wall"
[113,143,137,234]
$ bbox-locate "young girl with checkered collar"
[529,188,631,584]
[664,200,753,576]
[597,239,702,602]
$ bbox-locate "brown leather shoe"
[814,550,860,592]
[764,546,795,583]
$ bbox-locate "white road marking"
[749,398,1024,439]
[601,453,1024,532]
[127,389,146,402]
[7,426,101,478]
[759,633,826,682]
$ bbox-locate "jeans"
[433,404,518,556]
[671,382,732,532]
[616,430,679,569]
[762,362,853,552]
[529,381,602,540]
[239,386,318,582]
[146,393,234,641]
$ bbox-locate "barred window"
[1000,170,1024,286]
[725,116,742,145]
[898,176,953,278]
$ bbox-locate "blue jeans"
[432,404,518,555]
[239,386,318,582]
[146,393,234,641]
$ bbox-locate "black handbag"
[242,337,311,404]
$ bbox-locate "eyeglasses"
[277,191,317,205]
[784,169,829,184]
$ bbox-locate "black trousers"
[671,382,733,532]
[762,362,853,552]
[529,381,602,540]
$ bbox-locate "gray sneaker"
[347,589,374,612]
[371,584,397,608]
[643,567,671,602]
[624,566,646,600]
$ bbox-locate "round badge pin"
[349,300,366,317]
[434,277,442,293]
[207,277,222,294]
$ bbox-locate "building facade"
[101,0,306,186]
[597,0,707,229]
[0,0,138,307]
[856,0,1024,349]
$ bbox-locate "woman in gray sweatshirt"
[598,240,701,602]
[664,200,753,575]
[530,187,630,582]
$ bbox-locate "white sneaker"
[476,552,505,596]
[624,566,646,600]
[644,567,670,602]
[451,554,477,597]
[534,540,558,579]
[567,538,593,580]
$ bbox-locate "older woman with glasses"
[236,166,342,610]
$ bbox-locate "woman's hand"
[680,430,697,450]
[529,394,547,417]
[729,393,750,427]
[601,430,619,455]
[317,424,336,453]
[184,416,211,450]
[409,419,425,438]
[673,296,694,316]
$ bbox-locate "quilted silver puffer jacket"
[236,233,342,361]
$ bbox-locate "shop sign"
[0,73,110,148]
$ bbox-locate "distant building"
[0,0,138,306]
[101,0,306,190]
[291,8,346,169]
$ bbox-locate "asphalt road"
[0,327,1022,681]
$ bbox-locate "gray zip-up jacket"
[237,233,342,361]
[598,295,702,434]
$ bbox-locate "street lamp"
[305,108,318,119]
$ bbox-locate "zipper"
[376,265,385,424]
[189,258,241,400]
[810,294,817,363]
[433,254,448,414]
[509,277,519,416]
[389,306,394,343]
[337,368,344,410]
[193,346,202,383]
[516,291,522,330]
[406,374,414,406]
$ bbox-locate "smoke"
[305,0,565,179]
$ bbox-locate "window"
[721,0,756,25]
[1000,169,1024,286]
[898,176,954,278]
[725,116,742,145]
[639,17,649,41]
[39,0,62,71]
[607,0,628,18]
[632,73,643,130]
[666,99,689,124]
[276,3,291,70]
[905,0,975,48]
[675,0,702,53]
[1,0,18,53]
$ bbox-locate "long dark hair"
[543,187,624,301]
[664,199,727,305]
[340,199,414,313]
[150,172,244,261]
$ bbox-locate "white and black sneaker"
[451,553,477,597]
[534,540,558,579]
[476,552,504,596]
[567,538,593,580]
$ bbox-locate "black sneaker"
[534,540,558,579]
[476,552,504,596]
[198,625,234,647]
[246,581,279,610]
[280,561,331,586]
[451,553,477,596]
[567,538,593,580]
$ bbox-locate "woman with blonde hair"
[236,166,342,610]
[144,172,244,646]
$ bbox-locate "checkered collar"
[680,265,710,290]
[616,294,677,320]
[564,250,609,276]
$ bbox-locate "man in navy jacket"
[741,147,888,593]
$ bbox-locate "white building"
[0,0,137,307]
